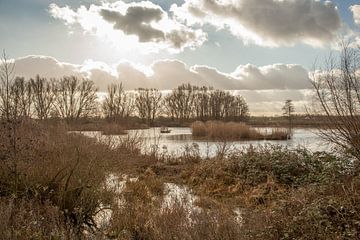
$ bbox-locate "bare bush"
[310,44,360,160]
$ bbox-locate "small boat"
[160,126,171,133]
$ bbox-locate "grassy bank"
[191,121,291,140]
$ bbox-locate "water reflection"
[107,127,329,157]
[79,127,330,158]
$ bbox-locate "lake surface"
[81,127,330,158]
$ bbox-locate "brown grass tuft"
[191,121,290,140]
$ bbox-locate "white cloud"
[10,55,313,115]
[171,0,342,47]
[11,55,312,91]
[351,5,360,26]
[48,1,207,53]
[14,55,82,78]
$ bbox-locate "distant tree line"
[0,62,249,124]
[0,75,99,122]
[163,84,248,122]
[98,83,249,124]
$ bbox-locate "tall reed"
[191,121,290,140]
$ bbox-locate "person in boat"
[160,126,171,133]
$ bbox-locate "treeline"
[0,76,98,121]
[0,75,249,124]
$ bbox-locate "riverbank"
[49,115,329,134]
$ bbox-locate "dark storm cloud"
[100,6,165,42]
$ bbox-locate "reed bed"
[191,121,291,140]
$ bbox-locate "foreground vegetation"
[1,119,359,239]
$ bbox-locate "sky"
[1,0,360,115]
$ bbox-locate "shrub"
[184,146,349,204]
[0,197,77,240]
[0,120,117,232]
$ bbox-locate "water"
[135,127,329,157]
[87,127,328,228]
[81,127,330,158]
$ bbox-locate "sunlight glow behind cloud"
[351,5,360,26]
[49,1,207,53]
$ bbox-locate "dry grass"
[0,118,359,239]
[191,121,290,140]
[0,120,129,233]
[0,198,77,240]
[107,177,243,240]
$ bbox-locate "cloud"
[100,7,165,42]
[351,5,360,26]
[11,55,311,91]
[10,55,313,115]
[14,55,82,79]
[171,0,342,47]
[49,1,207,53]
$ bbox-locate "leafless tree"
[30,75,56,120]
[102,83,135,122]
[309,43,360,160]
[135,88,162,125]
[0,50,15,121]
[163,84,196,121]
[77,78,98,119]
[163,93,177,120]
[210,90,235,120]
[230,95,249,121]
[194,86,211,121]
[11,77,33,118]
[54,76,98,121]
[282,99,295,132]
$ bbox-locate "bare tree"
[30,75,56,120]
[163,93,177,120]
[309,43,360,160]
[0,50,15,121]
[54,76,98,121]
[102,83,135,122]
[230,95,249,121]
[194,86,211,121]
[282,99,295,132]
[163,84,197,121]
[11,77,33,118]
[76,79,98,119]
[135,88,162,125]
[209,90,227,120]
